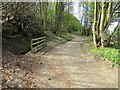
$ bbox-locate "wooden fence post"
[31,39,33,53]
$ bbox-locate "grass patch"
[59,33,72,41]
[45,31,72,42]
[91,47,120,66]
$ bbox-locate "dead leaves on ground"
[2,51,41,88]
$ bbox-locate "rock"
[18,70,26,77]
[13,78,22,85]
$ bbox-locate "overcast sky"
[71,1,119,33]
[71,1,83,21]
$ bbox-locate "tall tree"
[92,1,119,47]
[93,0,97,47]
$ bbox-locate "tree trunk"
[99,2,105,47]
[93,0,97,47]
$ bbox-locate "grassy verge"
[45,31,73,42]
[58,33,72,41]
[91,47,120,67]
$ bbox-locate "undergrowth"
[59,33,72,41]
[91,47,120,67]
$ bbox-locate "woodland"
[1,0,120,88]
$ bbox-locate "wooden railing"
[31,36,45,53]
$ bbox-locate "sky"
[108,21,119,34]
[71,1,83,21]
[71,1,119,33]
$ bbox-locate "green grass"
[91,47,120,66]
[60,33,72,41]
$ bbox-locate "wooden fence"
[31,36,45,53]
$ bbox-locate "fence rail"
[31,36,45,53]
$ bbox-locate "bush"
[64,12,83,35]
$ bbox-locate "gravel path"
[31,35,118,88]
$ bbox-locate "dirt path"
[2,35,118,88]
[29,35,118,88]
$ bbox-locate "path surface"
[30,35,118,88]
[2,35,118,88]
